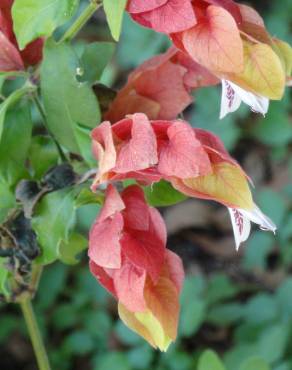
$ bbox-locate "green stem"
[60,1,102,42]
[32,94,67,162]
[20,299,51,370]
[29,265,43,298]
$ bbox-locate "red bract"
[203,0,242,24]
[105,47,220,123]
[182,5,244,74]
[88,184,174,307]
[154,120,212,178]
[0,0,43,72]
[92,113,219,189]
[89,184,184,350]
[105,49,193,123]
[117,250,183,351]
[91,113,161,188]
[127,0,197,33]
[91,113,241,194]
[92,113,241,190]
[169,48,219,89]
[91,114,276,250]
[89,185,166,285]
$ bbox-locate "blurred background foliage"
[1,0,292,369]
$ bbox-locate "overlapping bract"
[89,184,184,351]
[127,0,292,118]
[105,47,219,123]
[91,113,276,250]
[0,0,43,72]
[105,48,192,122]
[127,0,197,34]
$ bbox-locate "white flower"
[228,205,276,250]
[220,80,269,119]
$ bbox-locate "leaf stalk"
[60,1,103,42]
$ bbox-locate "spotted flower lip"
[228,206,277,251]
[220,79,269,119]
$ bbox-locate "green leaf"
[0,258,10,297]
[206,274,239,306]
[207,303,244,326]
[115,321,143,346]
[180,299,205,337]
[74,124,96,164]
[163,351,194,370]
[198,350,226,370]
[76,269,109,306]
[83,310,112,341]
[243,293,278,324]
[280,214,292,241]
[0,86,31,141]
[256,189,287,227]
[117,14,170,69]
[103,0,127,41]
[0,103,32,186]
[274,362,291,370]
[62,330,95,355]
[29,136,59,179]
[0,180,15,223]
[0,315,20,343]
[52,303,79,330]
[128,345,154,370]
[239,357,270,370]
[276,278,292,317]
[36,263,68,309]
[191,87,243,150]
[224,345,259,370]
[75,187,103,208]
[58,232,87,265]
[144,180,187,207]
[252,99,292,147]
[80,42,115,84]
[180,276,206,337]
[41,39,100,158]
[181,275,206,306]
[256,324,290,364]
[12,0,79,49]
[32,188,76,265]
[242,232,275,270]
[0,76,5,92]
[94,351,131,370]
[77,205,100,234]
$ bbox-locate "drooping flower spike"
[0,0,43,72]
[91,113,276,250]
[127,0,292,118]
[89,184,184,351]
